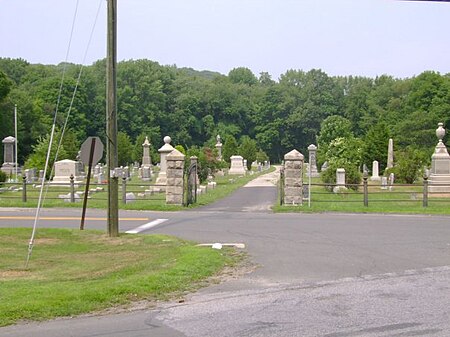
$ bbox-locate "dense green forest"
[0,57,449,182]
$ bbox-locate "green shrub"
[0,170,7,184]
[384,147,428,184]
[186,146,220,183]
[320,136,363,191]
[321,161,362,191]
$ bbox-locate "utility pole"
[14,104,18,182]
[106,0,119,237]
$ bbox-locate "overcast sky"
[1,0,449,80]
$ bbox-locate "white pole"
[14,104,18,182]
[308,159,311,208]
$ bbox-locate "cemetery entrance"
[185,161,198,206]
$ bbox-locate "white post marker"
[125,218,168,234]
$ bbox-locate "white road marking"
[125,218,168,234]
[197,243,246,249]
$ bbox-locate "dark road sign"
[80,137,104,166]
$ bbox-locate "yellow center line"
[0,216,149,221]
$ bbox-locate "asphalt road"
[1,169,450,336]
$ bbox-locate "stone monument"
[307,144,320,177]
[388,172,395,191]
[215,135,223,161]
[387,138,394,170]
[333,168,347,193]
[24,168,37,183]
[370,160,381,181]
[52,159,83,184]
[228,155,246,175]
[141,136,152,181]
[1,136,16,174]
[155,136,174,186]
[381,176,388,190]
[428,122,450,193]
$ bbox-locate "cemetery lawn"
[274,181,450,215]
[0,228,242,327]
[192,167,278,207]
[0,167,275,211]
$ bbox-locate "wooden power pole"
[106,0,119,237]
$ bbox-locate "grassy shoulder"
[0,228,244,327]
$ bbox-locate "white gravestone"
[215,135,223,161]
[52,159,83,184]
[141,137,152,181]
[370,160,381,181]
[25,168,37,183]
[307,144,320,177]
[387,138,394,169]
[228,155,246,175]
[1,136,16,174]
[381,176,388,190]
[141,166,151,181]
[333,168,347,193]
[39,169,44,182]
[142,136,152,166]
[388,172,395,191]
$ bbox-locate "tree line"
[0,57,449,182]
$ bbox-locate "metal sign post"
[79,136,104,230]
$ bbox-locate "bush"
[384,147,428,184]
[320,136,363,191]
[186,146,220,183]
[320,161,362,191]
[0,170,6,184]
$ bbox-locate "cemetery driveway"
[196,166,280,213]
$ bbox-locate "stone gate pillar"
[156,136,175,187]
[284,149,304,205]
[166,149,185,205]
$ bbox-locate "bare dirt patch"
[34,238,62,245]
[0,270,31,280]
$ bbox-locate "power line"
[26,0,104,267]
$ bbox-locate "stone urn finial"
[436,122,445,142]
[163,136,172,144]
[142,136,151,147]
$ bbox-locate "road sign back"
[80,137,104,165]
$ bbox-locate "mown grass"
[274,178,450,214]
[0,167,275,211]
[0,228,242,327]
